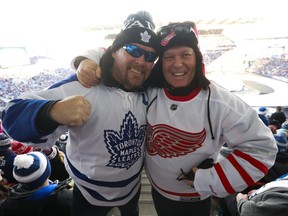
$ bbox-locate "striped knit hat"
[13,151,51,189]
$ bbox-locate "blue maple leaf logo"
[104,111,146,169]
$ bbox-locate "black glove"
[198,158,214,169]
[177,158,214,181]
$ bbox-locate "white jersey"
[69,49,277,201]
[145,82,277,201]
[3,79,148,206]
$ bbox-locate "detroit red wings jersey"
[145,82,277,201]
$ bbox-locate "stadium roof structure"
[83,17,263,33]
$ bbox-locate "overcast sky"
[1,0,286,32]
[1,0,287,58]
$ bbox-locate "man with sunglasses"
[71,21,277,215]
[1,11,159,216]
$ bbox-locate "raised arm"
[71,48,106,87]
[2,80,91,144]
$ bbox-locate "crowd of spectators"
[248,56,288,82]
[201,34,236,65]
[0,67,74,110]
[203,50,227,65]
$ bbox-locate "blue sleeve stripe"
[2,99,50,142]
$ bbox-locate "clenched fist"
[49,95,91,126]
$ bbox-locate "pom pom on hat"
[258,107,268,115]
[11,141,33,155]
[111,10,159,52]
[0,133,12,150]
[13,151,51,190]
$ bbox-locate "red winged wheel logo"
[147,123,206,158]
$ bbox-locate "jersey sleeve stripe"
[227,153,255,186]
[234,150,268,174]
[214,163,236,194]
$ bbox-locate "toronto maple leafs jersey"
[145,81,277,201]
[2,77,148,206]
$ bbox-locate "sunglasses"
[157,22,197,39]
[122,44,158,62]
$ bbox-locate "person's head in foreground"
[13,151,51,190]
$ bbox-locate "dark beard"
[102,68,145,92]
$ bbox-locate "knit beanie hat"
[157,21,199,54]
[0,133,12,150]
[13,151,51,190]
[258,107,268,115]
[100,11,159,92]
[11,140,33,155]
[110,10,159,52]
[148,21,210,90]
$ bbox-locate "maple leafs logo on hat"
[111,11,159,52]
[140,31,151,43]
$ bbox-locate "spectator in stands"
[278,121,288,137]
[257,107,269,126]
[236,173,288,216]
[269,106,287,129]
[55,132,68,153]
[0,151,72,216]
[34,145,70,182]
[0,133,17,185]
[260,131,288,183]
[220,132,288,216]
[268,119,279,134]
[274,131,288,162]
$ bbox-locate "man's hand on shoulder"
[77,59,102,88]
